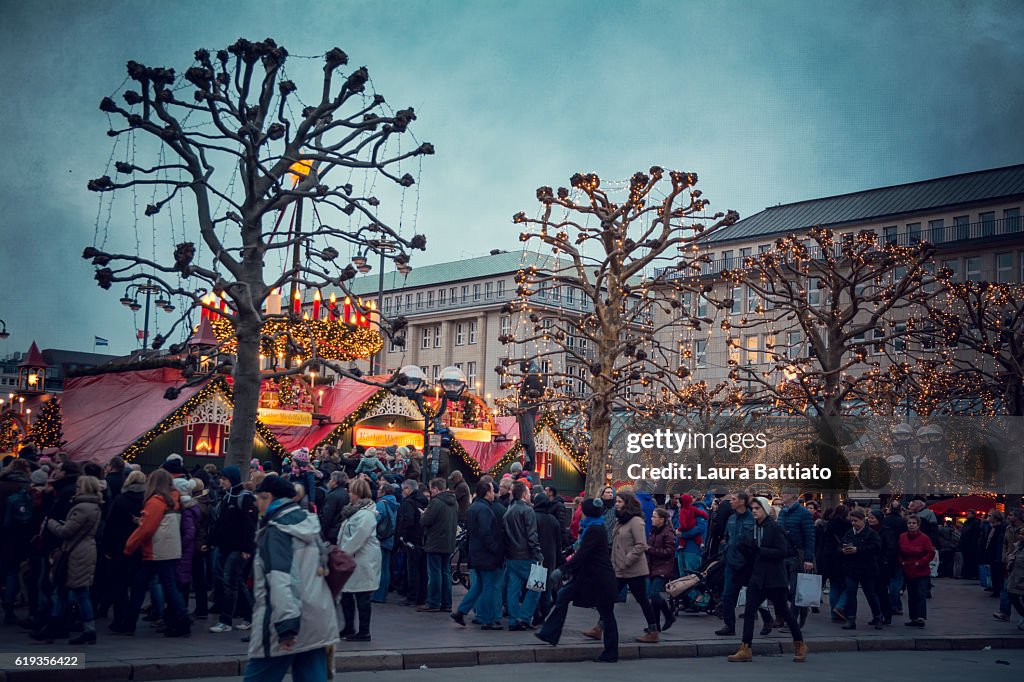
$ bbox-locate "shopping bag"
[929,550,940,578]
[527,562,548,592]
[736,586,747,609]
[794,573,822,608]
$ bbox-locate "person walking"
[173,478,199,622]
[898,514,935,627]
[778,488,815,625]
[727,496,808,663]
[336,478,380,641]
[984,511,1008,599]
[532,492,563,626]
[646,507,678,632]
[959,509,982,581]
[449,471,471,525]
[116,469,191,637]
[839,508,884,630]
[419,478,458,614]
[676,493,708,577]
[209,465,257,634]
[599,486,617,541]
[502,480,543,630]
[535,498,620,663]
[319,471,350,544]
[823,505,853,623]
[31,475,103,645]
[1005,533,1024,629]
[243,475,337,682]
[188,477,212,619]
[869,509,898,625]
[882,500,908,614]
[452,481,504,629]
[715,491,755,637]
[397,479,428,607]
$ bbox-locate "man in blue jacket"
[778,488,815,623]
[451,481,504,629]
[716,491,754,636]
[372,484,400,603]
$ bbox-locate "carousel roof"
[18,342,49,368]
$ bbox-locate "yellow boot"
[727,643,752,662]
[582,625,603,640]
[793,640,808,662]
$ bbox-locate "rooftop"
[710,163,1024,244]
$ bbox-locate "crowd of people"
[0,442,1022,679]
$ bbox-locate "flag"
[94,336,109,346]
[136,330,148,340]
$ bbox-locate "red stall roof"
[268,378,384,452]
[461,415,518,473]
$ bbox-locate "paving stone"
[402,648,478,669]
[914,638,953,651]
[534,644,605,663]
[333,651,403,672]
[638,642,698,659]
[477,648,537,665]
[858,638,915,651]
[132,657,239,680]
[780,638,857,653]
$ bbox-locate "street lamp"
[365,237,401,376]
[0,318,9,340]
[399,364,467,483]
[120,283,168,350]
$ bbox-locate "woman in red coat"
[646,508,678,632]
[898,514,935,627]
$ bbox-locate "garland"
[488,411,588,475]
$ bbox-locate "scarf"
[579,515,605,542]
[339,496,375,523]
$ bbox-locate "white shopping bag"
[929,550,939,578]
[736,586,747,609]
[795,573,823,608]
[527,562,548,592]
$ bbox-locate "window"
[420,366,429,377]
[405,294,412,310]
[740,247,752,265]
[395,296,402,313]
[694,339,707,368]
[731,286,742,315]
[721,250,734,269]
[883,226,898,246]
[432,365,440,381]
[497,280,506,298]
[871,327,885,354]
[763,334,775,362]
[438,288,446,306]
[454,362,463,371]
[500,316,511,336]
[384,296,393,314]
[473,284,481,301]
[965,257,982,282]
[997,253,1014,282]
[467,361,477,390]
[928,219,944,244]
[389,337,400,353]
[954,215,970,241]
[566,287,575,305]
[696,295,707,319]
[746,286,758,314]
[807,278,820,307]
[469,321,478,344]
[485,282,493,299]
[981,211,995,237]
[450,287,457,304]
[461,286,469,303]
[894,323,907,353]
[456,323,465,345]
[427,290,434,307]
[787,331,803,360]
[728,340,740,366]
[552,285,561,301]
[1005,207,1021,234]
[906,222,921,243]
[745,336,759,365]
[942,258,959,281]
[433,324,442,348]
[758,244,770,254]
[538,283,548,299]
[416,292,423,309]
[421,327,431,349]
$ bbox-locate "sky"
[0,0,1022,356]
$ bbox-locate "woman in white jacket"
[336,477,381,641]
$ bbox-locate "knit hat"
[680,493,694,506]
[172,477,196,504]
[870,509,885,523]
[162,455,185,475]
[581,497,604,518]
[753,496,773,517]
[256,475,297,499]
[30,469,48,486]
[291,448,310,464]
[221,465,242,487]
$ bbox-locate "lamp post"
[355,237,401,376]
[915,424,944,496]
[399,364,467,484]
[0,319,9,340]
[890,422,914,495]
[120,284,171,350]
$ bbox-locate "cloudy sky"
[1,0,1022,356]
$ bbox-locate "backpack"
[4,485,34,528]
[376,503,396,541]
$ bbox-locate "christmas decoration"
[28,399,65,449]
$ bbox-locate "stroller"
[666,552,725,616]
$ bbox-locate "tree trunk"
[226,309,261,468]
[585,414,612,497]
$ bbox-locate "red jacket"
[646,523,678,579]
[125,491,181,561]
[570,504,583,540]
[898,530,934,578]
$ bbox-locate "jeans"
[829,578,848,614]
[677,550,701,578]
[405,546,427,604]
[888,572,904,612]
[457,568,501,625]
[539,582,619,661]
[129,560,187,631]
[339,591,372,635]
[742,585,802,645]
[649,576,673,626]
[217,550,253,626]
[51,586,95,628]
[505,559,542,626]
[372,548,391,602]
[905,575,928,622]
[1000,584,1011,616]
[721,566,740,630]
[425,552,452,610]
[843,575,882,622]
[242,648,327,682]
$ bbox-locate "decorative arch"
[358,393,425,422]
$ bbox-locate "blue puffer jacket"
[777,501,815,560]
[637,492,656,536]
[375,494,400,551]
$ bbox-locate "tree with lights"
[499,168,738,496]
[83,39,433,467]
[28,399,65,449]
[722,228,937,489]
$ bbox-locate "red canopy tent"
[457,415,518,473]
[928,495,998,515]
[267,379,383,452]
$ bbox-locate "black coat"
[397,490,428,547]
[841,525,881,580]
[821,517,852,582]
[467,498,503,571]
[740,517,790,591]
[534,500,562,570]
[319,485,350,543]
[960,518,981,557]
[421,491,459,554]
[564,524,617,608]
[105,471,125,501]
[102,484,145,557]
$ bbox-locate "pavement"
[0,578,1020,680]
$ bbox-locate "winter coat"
[212,485,257,554]
[549,496,570,548]
[898,530,935,579]
[374,494,400,551]
[646,523,677,579]
[984,524,1007,565]
[563,522,617,608]
[355,456,387,476]
[46,493,102,589]
[741,516,791,591]
[467,497,504,571]
[452,480,471,523]
[193,493,212,551]
[875,521,900,578]
[105,471,125,501]
[636,492,656,536]
[533,499,562,570]
[1007,542,1024,596]
[959,517,981,557]
[176,500,199,585]
[1002,525,1020,563]
[841,525,881,580]
[0,470,35,561]
[421,491,459,555]
[821,517,852,582]
[397,490,428,547]
[569,504,582,540]
[102,482,145,558]
[777,502,815,561]
[337,503,382,593]
[601,505,617,542]
[724,509,755,570]
[249,501,337,659]
[676,496,708,554]
[319,485,350,544]
[611,513,649,579]
[503,499,542,562]
[125,491,182,562]
[43,475,79,554]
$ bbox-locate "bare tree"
[498,168,738,496]
[83,39,433,466]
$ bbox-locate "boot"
[69,630,97,646]
[635,629,659,643]
[581,624,603,640]
[727,643,752,662]
[792,640,808,662]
